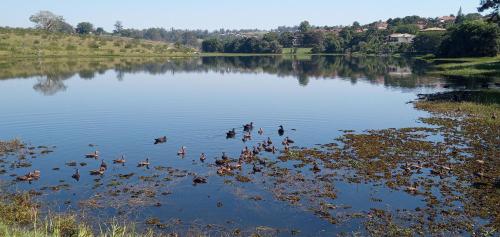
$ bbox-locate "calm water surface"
[0,56,482,235]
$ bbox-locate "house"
[420,27,446,32]
[389,33,416,44]
[374,21,388,30]
[439,16,456,23]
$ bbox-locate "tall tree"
[455,7,465,24]
[299,21,311,33]
[29,11,68,32]
[478,0,500,23]
[113,21,124,35]
[76,22,94,35]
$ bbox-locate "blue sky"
[0,0,480,31]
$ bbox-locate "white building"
[389,33,416,44]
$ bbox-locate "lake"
[0,56,494,236]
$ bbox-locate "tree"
[263,32,279,42]
[201,38,223,52]
[29,11,68,32]
[412,31,444,54]
[323,35,343,53]
[279,32,295,48]
[478,0,500,23]
[302,31,325,47]
[76,22,94,35]
[352,21,361,29]
[439,20,500,57]
[394,24,419,34]
[455,7,465,24]
[299,21,311,33]
[113,21,124,35]
[95,27,105,35]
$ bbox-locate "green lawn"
[282,48,312,55]
[0,28,196,58]
[425,56,500,78]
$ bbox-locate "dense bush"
[202,37,282,54]
[412,31,445,54]
[438,20,500,57]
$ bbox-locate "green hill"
[0,28,197,58]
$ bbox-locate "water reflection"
[0,56,496,96]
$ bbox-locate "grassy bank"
[0,28,196,58]
[422,56,500,79]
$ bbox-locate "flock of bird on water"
[16,123,296,184]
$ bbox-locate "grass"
[423,56,500,79]
[0,192,159,237]
[0,28,196,58]
[282,48,312,55]
[415,90,500,125]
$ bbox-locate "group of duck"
[17,122,296,184]
[216,123,294,175]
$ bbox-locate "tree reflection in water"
[1,56,496,96]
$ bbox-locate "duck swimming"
[221,152,229,160]
[267,137,273,145]
[285,136,295,144]
[253,164,262,173]
[85,150,99,159]
[243,122,254,131]
[200,153,207,162]
[72,169,80,181]
[154,136,167,144]
[258,128,264,135]
[100,159,107,170]
[226,129,236,138]
[177,146,186,156]
[113,155,126,164]
[138,157,150,167]
[90,166,106,176]
[278,125,284,136]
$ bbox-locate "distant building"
[420,27,446,32]
[374,21,388,30]
[439,16,456,23]
[389,33,416,43]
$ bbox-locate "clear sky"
[0,0,480,31]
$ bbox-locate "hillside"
[0,28,197,57]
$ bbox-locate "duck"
[100,160,107,170]
[31,170,41,179]
[154,136,167,144]
[17,172,34,182]
[193,176,207,184]
[217,166,232,175]
[215,159,226,166]
[253,164,262,173]
[278,125,285,136]
[253,146,260,155]
[243,132,252,140]
[285,137,295,144]
[72,169,80,181]
[226,128,236,137]
[221,152,229,160]
[243,122,254,131]
[312,163,321,172]
[177,146,186,156]
[229,162,242,170]
[113,155,126,164]
[200,153,207,162]
[138,158,150,167]
[258,128,264,135]
[85,150,99,159]
[90,166,106,176]
[267,137,273,145]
